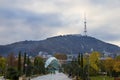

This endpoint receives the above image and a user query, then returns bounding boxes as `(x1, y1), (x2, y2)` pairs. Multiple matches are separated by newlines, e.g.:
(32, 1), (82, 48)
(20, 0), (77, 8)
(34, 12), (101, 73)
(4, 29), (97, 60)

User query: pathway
(31, 72), (72, 80)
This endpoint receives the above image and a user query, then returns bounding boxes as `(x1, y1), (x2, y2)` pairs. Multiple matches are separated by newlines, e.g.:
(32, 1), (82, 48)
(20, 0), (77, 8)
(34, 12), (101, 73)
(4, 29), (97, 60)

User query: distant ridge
(0, 34), (120, 56)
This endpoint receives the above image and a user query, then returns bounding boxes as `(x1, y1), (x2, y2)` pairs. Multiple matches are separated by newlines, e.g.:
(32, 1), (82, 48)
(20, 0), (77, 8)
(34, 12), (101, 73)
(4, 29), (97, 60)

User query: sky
(0, 0), (120, 46)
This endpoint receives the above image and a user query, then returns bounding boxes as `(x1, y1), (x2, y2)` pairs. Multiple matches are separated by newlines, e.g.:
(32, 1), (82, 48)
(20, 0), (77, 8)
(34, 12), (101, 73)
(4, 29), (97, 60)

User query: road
(31, 72), (72, 80)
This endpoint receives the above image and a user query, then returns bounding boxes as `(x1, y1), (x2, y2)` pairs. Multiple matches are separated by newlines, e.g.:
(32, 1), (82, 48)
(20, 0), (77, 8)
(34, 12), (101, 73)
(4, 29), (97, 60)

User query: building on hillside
(67, 54), (76, 62)
(38, 51), (52, 59)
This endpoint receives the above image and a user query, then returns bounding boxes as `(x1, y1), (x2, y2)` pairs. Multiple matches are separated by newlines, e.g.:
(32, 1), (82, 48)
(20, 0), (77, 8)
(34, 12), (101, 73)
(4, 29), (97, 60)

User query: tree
(80, 53), (84, 79)
(23, 52), (27, 74)
(27, 56), (31, 66)
(113, 56), (120, 73)
(78, 53), (81, 66)
(6, 67), (19, 80)
(54, 53), (67, 60)
(77, 53), (84, 78)
(115, 55), (120, 60)
(18, 51), (22, 76)
(0, 57), (6, 75)
(113, 61), (120, 72)
(103, 57), (114, 76)
(89, 51), (100, 76)
(71, 59), (79, 77)
(81, 53), (84, 68)
(7, 53), (16, 67)
(33, 56), (45, 74)
(77, 53), (81, 77)
(26, 56), (32, 76)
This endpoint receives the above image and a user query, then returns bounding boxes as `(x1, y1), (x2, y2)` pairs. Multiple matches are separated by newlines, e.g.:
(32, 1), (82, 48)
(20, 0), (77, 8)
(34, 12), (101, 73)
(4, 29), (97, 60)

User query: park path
(31, 72), (72, 80)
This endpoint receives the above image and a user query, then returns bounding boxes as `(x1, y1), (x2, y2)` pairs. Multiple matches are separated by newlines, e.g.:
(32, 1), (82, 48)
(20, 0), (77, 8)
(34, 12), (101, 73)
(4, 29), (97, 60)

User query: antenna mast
(84, 14), (87, 36)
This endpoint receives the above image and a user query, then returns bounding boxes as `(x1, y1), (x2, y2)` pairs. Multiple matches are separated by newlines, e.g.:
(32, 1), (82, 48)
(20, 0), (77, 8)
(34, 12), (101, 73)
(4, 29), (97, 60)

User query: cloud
(0, 0), (120, 46)
(0, 7), (65, 44)
(0, 8), (64, 27)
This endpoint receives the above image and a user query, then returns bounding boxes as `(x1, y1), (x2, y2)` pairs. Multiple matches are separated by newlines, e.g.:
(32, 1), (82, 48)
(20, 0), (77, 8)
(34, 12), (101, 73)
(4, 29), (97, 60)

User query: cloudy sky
(0, 0), (120, 46)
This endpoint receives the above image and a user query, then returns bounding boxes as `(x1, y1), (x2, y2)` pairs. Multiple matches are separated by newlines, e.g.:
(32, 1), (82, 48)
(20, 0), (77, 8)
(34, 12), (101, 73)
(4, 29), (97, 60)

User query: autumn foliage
(54, 53), (67, 60)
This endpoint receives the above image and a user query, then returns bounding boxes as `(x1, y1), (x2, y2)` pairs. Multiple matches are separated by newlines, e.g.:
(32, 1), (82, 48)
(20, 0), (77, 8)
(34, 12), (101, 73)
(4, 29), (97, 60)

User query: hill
(0, 35), (120, 56)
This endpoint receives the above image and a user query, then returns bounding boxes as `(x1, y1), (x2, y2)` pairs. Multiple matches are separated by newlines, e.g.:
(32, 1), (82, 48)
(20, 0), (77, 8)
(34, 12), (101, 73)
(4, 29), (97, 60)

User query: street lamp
(25, 63), (27, 76)
(85, 53), (90, 80)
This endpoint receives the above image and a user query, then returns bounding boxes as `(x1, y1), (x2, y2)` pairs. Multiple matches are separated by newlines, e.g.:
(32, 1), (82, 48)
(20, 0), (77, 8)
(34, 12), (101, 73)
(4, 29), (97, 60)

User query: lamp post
(25, 63), (27, 77)
(85, 53), (90, 80)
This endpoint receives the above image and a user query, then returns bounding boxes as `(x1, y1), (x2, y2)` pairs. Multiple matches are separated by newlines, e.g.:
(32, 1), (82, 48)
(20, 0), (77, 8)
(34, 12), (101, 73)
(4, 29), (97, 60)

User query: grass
(90, 76), (114, 80)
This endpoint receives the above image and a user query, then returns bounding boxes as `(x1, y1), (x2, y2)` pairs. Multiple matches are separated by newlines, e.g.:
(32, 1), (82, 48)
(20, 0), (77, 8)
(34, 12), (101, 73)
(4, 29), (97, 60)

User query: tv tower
(84, 14), (87, 36)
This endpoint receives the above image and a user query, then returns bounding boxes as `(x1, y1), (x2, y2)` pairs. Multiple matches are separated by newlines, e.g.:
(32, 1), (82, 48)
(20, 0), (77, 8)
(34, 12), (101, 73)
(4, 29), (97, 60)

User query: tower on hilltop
(84, 14), (87, 36)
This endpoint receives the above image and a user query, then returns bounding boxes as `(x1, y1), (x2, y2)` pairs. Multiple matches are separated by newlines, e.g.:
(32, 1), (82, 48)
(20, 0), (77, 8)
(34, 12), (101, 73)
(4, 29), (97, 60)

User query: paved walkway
(31, 72), (72, 80)
(0, 76), (5, 80)
(0, 76), (8, 80)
